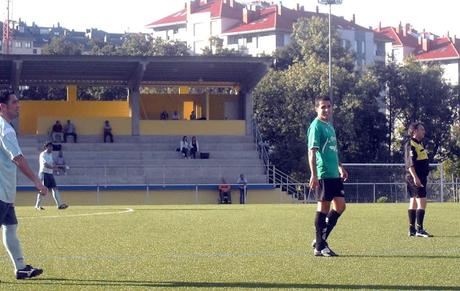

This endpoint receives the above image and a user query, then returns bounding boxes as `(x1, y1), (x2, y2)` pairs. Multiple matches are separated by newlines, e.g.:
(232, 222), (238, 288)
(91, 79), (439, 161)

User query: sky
(5, 0), (460, 38)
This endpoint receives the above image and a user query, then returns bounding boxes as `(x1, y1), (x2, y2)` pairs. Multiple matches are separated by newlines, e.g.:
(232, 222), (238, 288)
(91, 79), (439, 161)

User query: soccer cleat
(408, 228), (416, 237)
(314, 246), (338, 257)
(16, 265), (43, 280)
(35, 207), (45, 211)
(58, 203), (69, 210)
(311, 239), (328, 249)
(416, 229), (433, 237)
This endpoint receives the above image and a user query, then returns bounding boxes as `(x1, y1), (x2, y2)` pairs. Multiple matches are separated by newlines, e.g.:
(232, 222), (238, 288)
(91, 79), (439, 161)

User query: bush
(376, 196), (388, 203)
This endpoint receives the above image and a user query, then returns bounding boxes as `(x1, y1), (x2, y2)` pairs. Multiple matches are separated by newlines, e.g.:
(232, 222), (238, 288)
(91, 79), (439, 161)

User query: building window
(342, 39), (351, 49)
(24, 42), (32, 48)
(246, 36), (252, 43)
(228, 36), (238, 45)
(14, 41), (22, 48)
(375, 42), (385, 57)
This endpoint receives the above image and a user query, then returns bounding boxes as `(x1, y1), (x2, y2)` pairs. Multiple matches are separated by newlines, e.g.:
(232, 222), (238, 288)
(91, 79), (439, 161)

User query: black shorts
(316, 178), (345, 202)
(406, 175), (427, 198)
(42, 173), (57, 189)
(0, 200), (18, 225)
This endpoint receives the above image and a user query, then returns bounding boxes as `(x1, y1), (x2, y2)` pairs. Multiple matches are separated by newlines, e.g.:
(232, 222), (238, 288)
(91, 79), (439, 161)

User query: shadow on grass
(10, 279), (460, 290)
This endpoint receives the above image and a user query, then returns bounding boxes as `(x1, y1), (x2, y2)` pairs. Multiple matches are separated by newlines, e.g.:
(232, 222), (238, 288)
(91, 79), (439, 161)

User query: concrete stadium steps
(33, 135), (254, 144)
(18, 174), (268, 185)
(58, 142), (256, 151)
(17, 135), (268, 185)
(58, 151), (258, 160)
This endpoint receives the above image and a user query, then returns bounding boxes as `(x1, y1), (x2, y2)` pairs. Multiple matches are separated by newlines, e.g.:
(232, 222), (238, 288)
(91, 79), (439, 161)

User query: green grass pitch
(1, 203), (459, 290)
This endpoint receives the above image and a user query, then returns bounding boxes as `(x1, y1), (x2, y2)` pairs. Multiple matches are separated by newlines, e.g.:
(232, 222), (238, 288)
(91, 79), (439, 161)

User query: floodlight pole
(318, 0), (343, 106)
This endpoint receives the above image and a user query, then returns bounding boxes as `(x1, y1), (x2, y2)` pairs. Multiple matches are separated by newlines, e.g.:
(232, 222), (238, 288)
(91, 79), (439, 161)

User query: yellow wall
(37, 117), (132, 135)
(140, 120), (246, 135)
(140, 93), (241, 120)
(16, 188), (292, 205)
(19, 86), (244, 135)
(20, 85), (130, 135)
(209, 94), (241, 120)
(140, 94), (206, 120)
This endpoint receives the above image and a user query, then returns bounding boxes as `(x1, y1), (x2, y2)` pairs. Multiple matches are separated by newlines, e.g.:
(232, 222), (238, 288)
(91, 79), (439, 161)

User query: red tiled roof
(146, 0), (244, 28)
(224, 5), (277, 34)
(415, 37), (460, 60)
(223, 4), (369, 35)
(146, 9), (187, 27)
(376, 26), (418, 47)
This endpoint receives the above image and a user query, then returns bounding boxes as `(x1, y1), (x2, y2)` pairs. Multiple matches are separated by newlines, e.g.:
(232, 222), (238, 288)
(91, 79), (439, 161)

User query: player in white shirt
(0, 91), (47, 279)
(35, 142), (68, 210)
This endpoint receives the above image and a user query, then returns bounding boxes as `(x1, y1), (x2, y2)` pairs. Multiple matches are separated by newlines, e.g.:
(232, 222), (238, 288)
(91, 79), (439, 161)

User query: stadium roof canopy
(0, 54), (271, 92)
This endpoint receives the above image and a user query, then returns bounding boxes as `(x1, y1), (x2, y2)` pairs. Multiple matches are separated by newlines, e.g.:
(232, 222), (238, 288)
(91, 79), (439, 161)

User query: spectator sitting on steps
(180, 136), (191, 159)
(190, 136), (199, 159)
(103, 120), (114, 143)
(63, 120), (77, 143)
(218, 178), (232, 204)
(160, 110), (169, 120)
(172, 110), (179, 120)
(54, 150), (69, 176)
(51, 120), (63, 143)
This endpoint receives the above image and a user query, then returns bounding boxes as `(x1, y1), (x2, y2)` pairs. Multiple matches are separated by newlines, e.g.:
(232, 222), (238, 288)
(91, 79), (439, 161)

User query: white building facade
(147, 0), (387, 68)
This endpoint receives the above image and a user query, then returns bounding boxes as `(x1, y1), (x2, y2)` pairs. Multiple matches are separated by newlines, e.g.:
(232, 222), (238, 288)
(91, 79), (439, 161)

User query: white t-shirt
(39, 150), (54, 175)
(0, 116), (22, 203)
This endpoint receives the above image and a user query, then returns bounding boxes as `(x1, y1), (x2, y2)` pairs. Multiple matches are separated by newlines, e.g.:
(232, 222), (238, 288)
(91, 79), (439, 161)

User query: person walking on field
(307, 96), (348, 257)
(405, 122), (433, 237)
(0, 91), (48, 279)
(35, 142), (69, 211)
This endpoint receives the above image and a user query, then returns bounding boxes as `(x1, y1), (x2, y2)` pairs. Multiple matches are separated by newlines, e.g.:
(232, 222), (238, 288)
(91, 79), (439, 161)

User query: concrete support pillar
(206, 92), (210, 120)
(244, 91), (253, 136)
(129, 87), (140, 136)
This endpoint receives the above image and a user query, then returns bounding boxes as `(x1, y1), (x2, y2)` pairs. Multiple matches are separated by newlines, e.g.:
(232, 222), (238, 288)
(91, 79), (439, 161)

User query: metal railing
(252, 118), (309, 200)
(252, 118), (270, 166)
(251, 119), (459, 203)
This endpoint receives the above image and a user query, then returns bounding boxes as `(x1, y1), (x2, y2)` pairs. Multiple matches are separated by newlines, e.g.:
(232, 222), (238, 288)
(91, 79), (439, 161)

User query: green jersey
(307, 118), (339, 179)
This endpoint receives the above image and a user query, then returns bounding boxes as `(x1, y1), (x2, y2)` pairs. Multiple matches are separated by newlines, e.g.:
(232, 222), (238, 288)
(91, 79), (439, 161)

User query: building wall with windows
(148, 0), (385, 68)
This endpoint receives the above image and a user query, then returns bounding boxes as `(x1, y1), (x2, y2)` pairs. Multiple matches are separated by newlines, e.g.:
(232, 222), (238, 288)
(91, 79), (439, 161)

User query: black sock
(325, 210), (342, 240)
(315, 212), (327, 250)
(416, 209), (425, 231)
(408, 209), (416, 230)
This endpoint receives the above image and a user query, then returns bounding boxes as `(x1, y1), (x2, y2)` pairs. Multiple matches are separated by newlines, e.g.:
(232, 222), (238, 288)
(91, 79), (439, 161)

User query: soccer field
(1, 203), (459, 290)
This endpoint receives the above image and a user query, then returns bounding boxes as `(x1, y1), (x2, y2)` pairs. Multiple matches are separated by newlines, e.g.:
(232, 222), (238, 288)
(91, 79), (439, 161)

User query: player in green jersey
(307, 96), (348, 257)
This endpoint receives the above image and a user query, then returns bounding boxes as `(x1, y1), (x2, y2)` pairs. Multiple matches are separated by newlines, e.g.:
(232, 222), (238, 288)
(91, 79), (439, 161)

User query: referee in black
(405, 122), (432, 237)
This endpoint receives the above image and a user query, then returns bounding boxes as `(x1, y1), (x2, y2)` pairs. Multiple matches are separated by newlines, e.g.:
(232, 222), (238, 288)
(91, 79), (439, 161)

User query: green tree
(117, 34), (153, 56)
(202, 36), (242, 56)
(375, 59), (455, 162)
(149, 37), (190, 56)
(41, 36), (83, 55)
(253, 16), (387, 178)
(89, 39), (118, 56)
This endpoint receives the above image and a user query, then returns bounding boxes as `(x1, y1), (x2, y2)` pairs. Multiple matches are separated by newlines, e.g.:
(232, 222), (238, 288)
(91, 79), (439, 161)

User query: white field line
(19, 208), (134, 219)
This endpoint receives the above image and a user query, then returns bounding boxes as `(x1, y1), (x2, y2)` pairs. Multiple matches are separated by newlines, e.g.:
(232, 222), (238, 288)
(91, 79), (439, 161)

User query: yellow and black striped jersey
(404, 138), (429, 177)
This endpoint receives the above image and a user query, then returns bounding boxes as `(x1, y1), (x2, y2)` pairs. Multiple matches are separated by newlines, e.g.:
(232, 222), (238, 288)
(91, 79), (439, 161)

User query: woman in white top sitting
(180, 136), (191, 159)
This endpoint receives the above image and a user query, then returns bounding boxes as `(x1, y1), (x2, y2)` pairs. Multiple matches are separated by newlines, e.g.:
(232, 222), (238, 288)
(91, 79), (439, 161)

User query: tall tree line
(253, 16), (459, 179)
